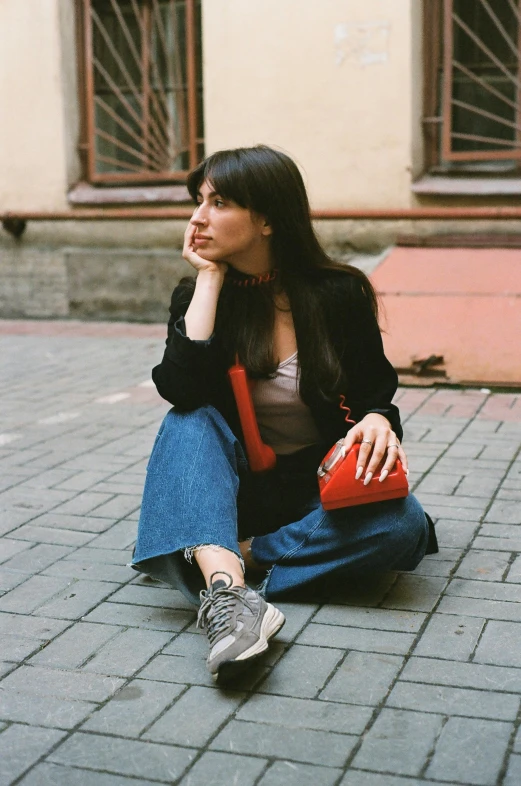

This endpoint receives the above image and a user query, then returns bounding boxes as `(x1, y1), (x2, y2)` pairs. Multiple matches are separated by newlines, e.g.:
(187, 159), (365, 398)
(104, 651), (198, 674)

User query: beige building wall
(202, 0), (420, 209)
(0, 0), (79, 212)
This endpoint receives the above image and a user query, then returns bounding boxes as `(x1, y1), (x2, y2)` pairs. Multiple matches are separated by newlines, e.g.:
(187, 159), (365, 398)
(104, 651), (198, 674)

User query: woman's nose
(190, 206), (207, 226)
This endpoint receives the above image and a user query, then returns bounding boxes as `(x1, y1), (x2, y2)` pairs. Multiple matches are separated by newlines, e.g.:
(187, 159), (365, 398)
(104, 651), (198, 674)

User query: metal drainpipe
(3, 206), (521, 238)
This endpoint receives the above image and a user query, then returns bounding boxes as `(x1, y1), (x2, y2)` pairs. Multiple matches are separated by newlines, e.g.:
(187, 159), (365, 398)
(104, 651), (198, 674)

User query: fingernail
(355, 466), (363, 480)
(379, 469), (388, 483)
(363, 472), (373, 486)
(405, 469), (409, 478)
(340, 446), (346, 458)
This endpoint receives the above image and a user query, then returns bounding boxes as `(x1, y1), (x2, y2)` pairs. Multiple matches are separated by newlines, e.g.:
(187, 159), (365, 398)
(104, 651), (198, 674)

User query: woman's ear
(261, 218), (273, 237)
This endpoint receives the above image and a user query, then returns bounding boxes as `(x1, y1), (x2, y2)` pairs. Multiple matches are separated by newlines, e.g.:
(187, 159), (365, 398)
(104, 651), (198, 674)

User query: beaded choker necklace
(227, 269), (278, 287)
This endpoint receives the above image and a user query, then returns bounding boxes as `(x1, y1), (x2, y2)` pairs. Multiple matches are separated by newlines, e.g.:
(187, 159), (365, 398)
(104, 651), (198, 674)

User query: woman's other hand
(183, 222), (228, 279)
(341, 413), (408, 484)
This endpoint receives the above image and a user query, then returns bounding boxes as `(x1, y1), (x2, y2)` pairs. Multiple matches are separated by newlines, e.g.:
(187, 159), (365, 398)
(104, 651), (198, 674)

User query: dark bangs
(186, 150), (258, 209)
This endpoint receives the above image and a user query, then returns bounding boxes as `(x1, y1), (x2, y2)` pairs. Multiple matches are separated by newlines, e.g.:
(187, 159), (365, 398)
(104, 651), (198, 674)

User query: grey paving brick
(83, 627), (172, 676)
(20, 468), (77, 489)
(2, 635), (42, 662)
(0, 688), (97, 729)
(474, 620), (521, 667)
(473, 535), (521, 552)
(210, 719), (356, 767)
(64, 546), (133, 565)
(133, 652), (212, 686)
(320, 651), (404, 705)
(1, 543), (74, 573)
(237, 693), (372, 734)
(298, 622), (415, 656)
(87, 520), (137, 551)
(33, 579), (120, 620)
(56, 471), (113, 491)
(48, 731), (195, 782)
(0, 574), (72, 614)
(413, 613), (484, 660)
(438, 595), (521, 622)
(0, 724), (66, 784)
(144, 685), (243, 747)
(312, 605), (425, 633)
(486, 500), (521, 524)
(417, 492), (488, 511)
(434, 519), (479, 548)
(109, 583), (194, 610)
(387, 680), (519, 720)
(81, 679), (185, 737)
(402, 656), (521, 692)
(51, 491), (115, 517)
(414, 474), (461, 495)
(340, 773), (435, 786)
(258, 644), (343, 698)
(29, 622), (121, 668)
(353, 708), (444, 776)
(258, 760), (341, 786)
(447, 577), (521, 602)
(42, 559), (131, 583)
(0, 486), (73, 517)
(84, 601), (194, 631)
(180, 751), (267, 786)
(456, 475), (503, 497)
(426, 717), (512, 784)
(455, 549), (511, 582)
(0, 612), (70, 640)
(0, 567), (33, 592)
(2, 665), (125, 702)
(8, 524), (97, 546)
(504, 754), (521, 786)
(29, 513), (114, 533)
(87, 494), (141, 520)
(381, 575), (448, 612)
(0, 537), (32, 564)
(18, 762), (160, 786)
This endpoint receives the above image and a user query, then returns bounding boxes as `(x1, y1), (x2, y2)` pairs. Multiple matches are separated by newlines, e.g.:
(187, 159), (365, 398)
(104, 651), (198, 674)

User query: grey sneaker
(196, 572), (285, 681)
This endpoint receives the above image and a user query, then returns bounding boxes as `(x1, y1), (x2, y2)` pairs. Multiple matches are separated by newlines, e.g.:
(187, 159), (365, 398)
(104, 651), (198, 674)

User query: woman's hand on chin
(183, 222), (228, 278)
(341, 413), (408, 484)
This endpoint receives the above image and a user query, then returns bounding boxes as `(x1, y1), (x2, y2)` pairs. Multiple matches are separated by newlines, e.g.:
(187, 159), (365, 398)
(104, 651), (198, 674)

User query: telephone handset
(227, 362), (277, 473)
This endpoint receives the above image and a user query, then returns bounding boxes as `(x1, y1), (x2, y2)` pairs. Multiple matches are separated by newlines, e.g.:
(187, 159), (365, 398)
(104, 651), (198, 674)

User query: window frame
(75, 0), (201, 186)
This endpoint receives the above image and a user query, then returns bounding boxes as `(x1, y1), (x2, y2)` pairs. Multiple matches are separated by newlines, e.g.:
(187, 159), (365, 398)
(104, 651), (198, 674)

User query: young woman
(132, 145), (437, 682)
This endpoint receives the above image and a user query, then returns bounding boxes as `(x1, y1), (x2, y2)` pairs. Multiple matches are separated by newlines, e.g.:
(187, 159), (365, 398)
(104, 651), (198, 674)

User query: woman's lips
(194, 236), (211, 244)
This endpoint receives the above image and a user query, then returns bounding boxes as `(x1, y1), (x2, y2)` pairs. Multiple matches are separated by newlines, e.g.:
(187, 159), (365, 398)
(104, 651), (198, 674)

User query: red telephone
(318, 441), (408, 509)
(227, 362), (277, 472)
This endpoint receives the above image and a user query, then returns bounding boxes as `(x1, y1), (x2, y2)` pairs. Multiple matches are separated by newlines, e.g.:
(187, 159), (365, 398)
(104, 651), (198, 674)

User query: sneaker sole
(213, 603), (285, 682)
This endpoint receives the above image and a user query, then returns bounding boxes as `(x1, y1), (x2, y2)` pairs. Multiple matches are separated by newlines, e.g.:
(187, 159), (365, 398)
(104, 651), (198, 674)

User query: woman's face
(190, 179), (272, 269)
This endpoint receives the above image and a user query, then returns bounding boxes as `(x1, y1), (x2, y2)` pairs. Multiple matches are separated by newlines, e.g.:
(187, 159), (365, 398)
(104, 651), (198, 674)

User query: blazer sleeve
(341, 277), (403, 442)
(151, 281), (225, 411)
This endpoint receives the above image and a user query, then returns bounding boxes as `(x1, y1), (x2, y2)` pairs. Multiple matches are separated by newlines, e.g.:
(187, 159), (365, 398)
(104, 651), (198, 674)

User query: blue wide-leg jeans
(132, 406), (430, 605)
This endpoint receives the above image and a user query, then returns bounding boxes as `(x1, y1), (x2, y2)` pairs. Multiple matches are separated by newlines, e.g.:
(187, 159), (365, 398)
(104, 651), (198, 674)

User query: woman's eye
(215, 199), (225, 207)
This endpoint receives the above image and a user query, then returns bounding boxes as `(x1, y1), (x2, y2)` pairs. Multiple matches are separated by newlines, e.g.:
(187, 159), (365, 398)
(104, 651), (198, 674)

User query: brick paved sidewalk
(1, 321), (521, 786)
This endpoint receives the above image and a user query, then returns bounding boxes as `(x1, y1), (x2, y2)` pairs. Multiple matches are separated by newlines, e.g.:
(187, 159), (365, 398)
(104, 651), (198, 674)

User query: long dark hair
(185, 145), (378, 400)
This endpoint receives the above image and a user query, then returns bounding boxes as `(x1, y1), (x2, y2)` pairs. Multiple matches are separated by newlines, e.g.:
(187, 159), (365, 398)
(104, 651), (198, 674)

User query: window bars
(441, 0), (521, 162)
(78, 0), (203, 183)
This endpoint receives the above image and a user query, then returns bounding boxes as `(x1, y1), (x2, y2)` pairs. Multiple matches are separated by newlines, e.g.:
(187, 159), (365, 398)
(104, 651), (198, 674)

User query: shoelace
(196, 585), (257, 646)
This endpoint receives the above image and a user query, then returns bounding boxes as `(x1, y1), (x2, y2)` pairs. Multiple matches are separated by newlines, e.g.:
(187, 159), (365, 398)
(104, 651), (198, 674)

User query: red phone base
(318, 442), (408, 510)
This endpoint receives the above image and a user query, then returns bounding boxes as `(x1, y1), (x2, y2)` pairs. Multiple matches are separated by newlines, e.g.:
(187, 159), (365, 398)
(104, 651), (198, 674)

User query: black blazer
(152, 270), (403, 450)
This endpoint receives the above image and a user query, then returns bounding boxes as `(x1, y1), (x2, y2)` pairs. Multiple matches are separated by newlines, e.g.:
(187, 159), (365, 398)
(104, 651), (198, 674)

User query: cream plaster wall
(202, 0), (419, 209)
(0, 0), (77, 211)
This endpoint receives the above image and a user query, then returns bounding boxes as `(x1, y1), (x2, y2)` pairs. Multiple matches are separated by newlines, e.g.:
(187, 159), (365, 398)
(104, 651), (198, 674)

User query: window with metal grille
(424, 0), (521, 172)
(77, 0), (203, 184)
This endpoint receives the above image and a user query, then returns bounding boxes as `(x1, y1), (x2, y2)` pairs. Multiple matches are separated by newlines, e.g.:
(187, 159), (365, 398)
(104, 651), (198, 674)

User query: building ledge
(412, 175), (521, 196)
(68, 182), (191, 205)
